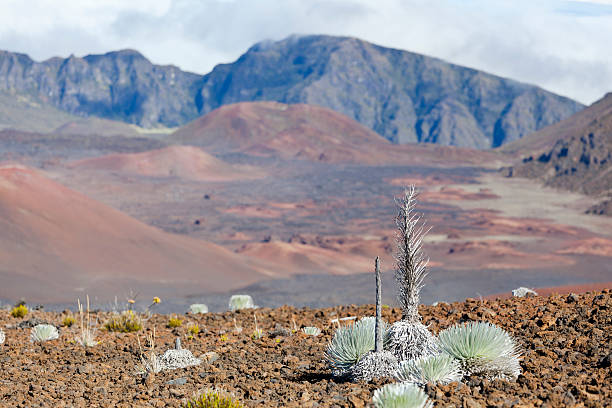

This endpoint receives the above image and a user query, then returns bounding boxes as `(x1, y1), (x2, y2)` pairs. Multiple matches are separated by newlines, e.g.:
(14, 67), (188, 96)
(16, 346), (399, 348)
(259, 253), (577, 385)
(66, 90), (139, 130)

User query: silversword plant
(30, 324), (59, 343)
(190, 304), (209, 314)
(395, 353), (463, 386)
(372, 382), (433, 408)
(229, 295), (255, 311)
(301, 326), (321, 336)
(388, 186), (439, 362)
(0, 328), (5, 345)
(438, 321), (521, 380)
(512, 287), (538, 297)
(325, 316), (390, 376)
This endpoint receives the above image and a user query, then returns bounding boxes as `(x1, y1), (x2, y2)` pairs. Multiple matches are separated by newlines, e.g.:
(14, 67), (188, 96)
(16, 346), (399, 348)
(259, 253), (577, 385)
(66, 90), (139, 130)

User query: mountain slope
(0, 49), (201, 128)
(172, 101), (393, 163)
(0, 164), (276, 302)
(196, 35), (583, 148)
(171, 101), (500, 166)
(0, 89), (78, 133)
(502, 93), (612, 211)
(500, 92), (612, 156)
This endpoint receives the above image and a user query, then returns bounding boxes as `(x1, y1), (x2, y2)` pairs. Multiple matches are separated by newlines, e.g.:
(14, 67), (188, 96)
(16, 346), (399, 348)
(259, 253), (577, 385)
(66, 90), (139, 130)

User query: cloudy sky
(1, 0), (610, 105)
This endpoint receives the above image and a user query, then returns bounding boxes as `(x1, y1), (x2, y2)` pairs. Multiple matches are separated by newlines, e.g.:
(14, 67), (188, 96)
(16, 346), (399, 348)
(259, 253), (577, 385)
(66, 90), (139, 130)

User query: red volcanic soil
(533, 282), (612, 296)
(171, 102), (501, 166)
(0, 164), (277, 303)
(236, 233), (403, 277)
(236, 240), (378, 277)
(557, 237), (612, 257)
(69, 145), (264, 181)
(430, 239), (574, 270)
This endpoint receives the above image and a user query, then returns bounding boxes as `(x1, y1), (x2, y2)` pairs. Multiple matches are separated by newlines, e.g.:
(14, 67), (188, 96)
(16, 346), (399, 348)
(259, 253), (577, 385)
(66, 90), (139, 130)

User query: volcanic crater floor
(0, 290), (610, 407)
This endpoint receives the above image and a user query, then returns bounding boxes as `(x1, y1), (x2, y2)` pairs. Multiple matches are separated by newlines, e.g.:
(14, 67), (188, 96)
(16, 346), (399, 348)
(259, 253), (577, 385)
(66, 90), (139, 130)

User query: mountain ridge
(0, 35), (584, 148)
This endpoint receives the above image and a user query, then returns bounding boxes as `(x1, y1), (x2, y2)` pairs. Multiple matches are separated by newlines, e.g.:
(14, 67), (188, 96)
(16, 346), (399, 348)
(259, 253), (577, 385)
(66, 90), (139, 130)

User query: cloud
(0, 0), (610, 104)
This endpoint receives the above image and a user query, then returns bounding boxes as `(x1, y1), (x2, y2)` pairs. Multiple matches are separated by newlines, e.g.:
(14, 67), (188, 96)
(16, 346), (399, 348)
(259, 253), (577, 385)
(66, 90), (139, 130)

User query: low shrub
(188, 324), (200, 336)
(62, 315), (76, 327)
(104, 310), (143, 333)
(167, 316), (183, 328)
(182, 389), (243, 408)
(11, 304), (28, 318)
(372, 382), (433, 408)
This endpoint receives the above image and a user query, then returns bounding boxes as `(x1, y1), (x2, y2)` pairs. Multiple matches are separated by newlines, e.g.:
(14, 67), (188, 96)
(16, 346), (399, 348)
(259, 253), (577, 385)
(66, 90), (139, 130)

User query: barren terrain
(0, 101), (610, 310)
(0, 290), (609, 407)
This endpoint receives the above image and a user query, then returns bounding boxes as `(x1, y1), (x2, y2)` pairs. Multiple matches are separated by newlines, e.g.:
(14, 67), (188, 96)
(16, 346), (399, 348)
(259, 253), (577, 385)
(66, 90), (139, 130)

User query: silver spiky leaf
(394, 185), (430, 323)
(438, 321), (522, 380)
(387, 320), (439, 362)
(372, 382), (433, 408)
(395, 353), (463, 386)
(350, 350), (399, 382)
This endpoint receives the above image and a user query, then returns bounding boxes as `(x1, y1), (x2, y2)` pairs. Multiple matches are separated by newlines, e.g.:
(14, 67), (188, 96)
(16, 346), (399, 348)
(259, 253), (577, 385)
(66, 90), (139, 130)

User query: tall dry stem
(77, 295), (97, 347)
(374, 256), (383, 352)
(394, 185), (430, 322)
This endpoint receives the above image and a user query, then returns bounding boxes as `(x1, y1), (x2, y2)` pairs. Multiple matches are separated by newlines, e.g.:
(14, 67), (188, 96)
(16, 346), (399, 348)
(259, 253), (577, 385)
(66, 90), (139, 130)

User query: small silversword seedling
(190, 304), (209, 314)
(372, 382), (433, 408)
(30, 324), (59, 343)
(301, 326), (321, 336)
(0, 328), (5, 345)
(395, 353), (463, 386)
(325, 316), (390, 376)
(229, 295), (255, 311)
(438, 321), (521, 380)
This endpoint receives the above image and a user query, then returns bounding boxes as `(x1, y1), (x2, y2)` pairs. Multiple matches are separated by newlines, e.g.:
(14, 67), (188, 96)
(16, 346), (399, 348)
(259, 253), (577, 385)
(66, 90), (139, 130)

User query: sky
(0, 0), (610, 105)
